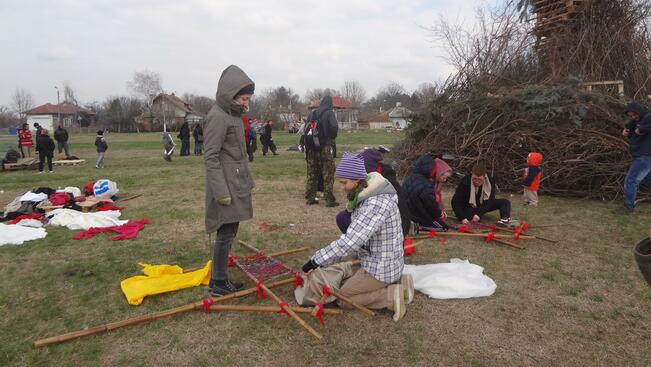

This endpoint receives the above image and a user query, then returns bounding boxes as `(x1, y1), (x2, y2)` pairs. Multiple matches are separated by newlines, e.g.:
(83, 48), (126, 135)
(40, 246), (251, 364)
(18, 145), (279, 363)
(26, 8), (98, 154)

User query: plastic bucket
(633, 237), (651, 287)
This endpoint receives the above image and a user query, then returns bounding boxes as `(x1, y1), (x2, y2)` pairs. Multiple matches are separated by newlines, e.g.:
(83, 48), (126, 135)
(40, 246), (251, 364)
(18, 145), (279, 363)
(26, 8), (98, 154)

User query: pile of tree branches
(397, 82), (645, 199)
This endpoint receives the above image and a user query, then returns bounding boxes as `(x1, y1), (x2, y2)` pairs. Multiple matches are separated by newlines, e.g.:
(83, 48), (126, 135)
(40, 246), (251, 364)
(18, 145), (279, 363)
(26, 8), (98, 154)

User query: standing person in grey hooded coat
(204, 65), (256, 296)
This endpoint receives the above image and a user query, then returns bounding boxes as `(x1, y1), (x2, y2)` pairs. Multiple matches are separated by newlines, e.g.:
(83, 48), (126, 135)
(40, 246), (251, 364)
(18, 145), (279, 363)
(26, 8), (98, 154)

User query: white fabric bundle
(56, 186), (82, 197)
(19, 192), (48, 203)
(15, 219), (43, 228)
(0, 223), (47, 245)
(402, 259), (497, 299)
(46, 209), (127, 230)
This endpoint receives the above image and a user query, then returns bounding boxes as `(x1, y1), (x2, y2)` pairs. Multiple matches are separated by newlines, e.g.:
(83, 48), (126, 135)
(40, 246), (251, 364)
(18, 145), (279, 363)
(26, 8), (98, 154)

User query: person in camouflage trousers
(303, 95), (339, 207)
(305, 145), (337, 205)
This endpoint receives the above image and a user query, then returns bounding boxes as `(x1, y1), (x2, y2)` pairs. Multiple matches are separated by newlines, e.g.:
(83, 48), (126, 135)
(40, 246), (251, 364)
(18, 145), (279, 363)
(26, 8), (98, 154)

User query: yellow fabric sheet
(120, 261), (211, 305)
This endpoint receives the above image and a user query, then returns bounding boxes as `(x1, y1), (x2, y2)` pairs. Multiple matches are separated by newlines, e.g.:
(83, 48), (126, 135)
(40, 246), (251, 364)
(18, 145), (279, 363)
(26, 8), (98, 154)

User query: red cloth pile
(96, 204), (126, 211)
(82, 182), (96, 196)
(8, 213), (44, 224)
(48, 192), (72, 206)
(73, 219), (150, 241)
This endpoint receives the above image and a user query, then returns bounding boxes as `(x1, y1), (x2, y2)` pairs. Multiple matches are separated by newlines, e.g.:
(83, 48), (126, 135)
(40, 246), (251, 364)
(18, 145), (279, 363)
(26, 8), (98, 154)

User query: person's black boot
(209, 280), (244, 296)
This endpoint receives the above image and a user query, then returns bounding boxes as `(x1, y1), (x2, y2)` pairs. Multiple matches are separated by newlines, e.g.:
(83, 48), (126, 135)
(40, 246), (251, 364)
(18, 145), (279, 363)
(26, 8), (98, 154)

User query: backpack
(304, 112), (322, 151)
(5, 149), (19, 163)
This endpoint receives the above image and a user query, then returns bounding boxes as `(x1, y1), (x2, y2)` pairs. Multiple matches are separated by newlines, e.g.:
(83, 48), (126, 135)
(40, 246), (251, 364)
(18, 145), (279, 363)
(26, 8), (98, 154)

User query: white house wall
(26, 115), (54, 132)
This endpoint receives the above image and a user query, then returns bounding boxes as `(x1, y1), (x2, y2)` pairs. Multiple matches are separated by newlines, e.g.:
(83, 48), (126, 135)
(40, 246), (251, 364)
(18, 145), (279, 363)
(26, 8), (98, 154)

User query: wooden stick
(491, 238), (526, 250)
(236, 240), (322, 339)
(183, 247), (308, 273)
(206, 304), (342, 314)
(414, 232), (536, 240)
(119, 193), (143, 202)
(34, 277), (296, 347)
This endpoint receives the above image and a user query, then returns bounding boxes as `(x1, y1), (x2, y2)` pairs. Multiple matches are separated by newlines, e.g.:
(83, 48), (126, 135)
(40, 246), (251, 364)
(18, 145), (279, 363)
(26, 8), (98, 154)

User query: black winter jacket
(403, 154), (442, 226)
(36, 135), (55, 157)
(53, 128), (69, 143)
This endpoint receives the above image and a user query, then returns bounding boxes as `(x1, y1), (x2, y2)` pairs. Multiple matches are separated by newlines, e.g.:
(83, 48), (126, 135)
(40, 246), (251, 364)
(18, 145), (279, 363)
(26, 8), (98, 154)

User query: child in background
(95, 130), (108, 168)
(522, 152), (543, 206)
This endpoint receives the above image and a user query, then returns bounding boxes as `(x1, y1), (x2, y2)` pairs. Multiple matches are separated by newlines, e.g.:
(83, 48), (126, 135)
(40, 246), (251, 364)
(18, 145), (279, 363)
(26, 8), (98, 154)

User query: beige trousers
(523, 189), (538, 206)
(337, 268), (393, 309)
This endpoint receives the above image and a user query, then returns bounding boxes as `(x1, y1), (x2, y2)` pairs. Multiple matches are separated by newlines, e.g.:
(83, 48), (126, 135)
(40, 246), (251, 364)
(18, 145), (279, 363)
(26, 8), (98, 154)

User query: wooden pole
(328, 288), (376, 316)
(34, 277), (296, 347)
(120, 193), (143, 202)
(414, 232), (536, 240)
(205, 304), (342, 314)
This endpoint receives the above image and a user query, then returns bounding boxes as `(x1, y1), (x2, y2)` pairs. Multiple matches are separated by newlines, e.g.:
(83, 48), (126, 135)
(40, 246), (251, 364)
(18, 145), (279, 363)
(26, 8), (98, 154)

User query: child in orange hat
(522, 152), (543, 206)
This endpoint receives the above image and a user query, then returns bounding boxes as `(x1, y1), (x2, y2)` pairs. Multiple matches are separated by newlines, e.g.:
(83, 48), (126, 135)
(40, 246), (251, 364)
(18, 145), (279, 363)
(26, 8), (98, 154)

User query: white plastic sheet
(402, 259), (497, 299)
(0, 223), (47, 246)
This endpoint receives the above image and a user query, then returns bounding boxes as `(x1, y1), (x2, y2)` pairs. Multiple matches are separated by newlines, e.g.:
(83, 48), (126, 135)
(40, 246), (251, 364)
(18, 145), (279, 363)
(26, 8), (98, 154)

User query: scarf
(346, 184), (365, 212)
(468, 175), (491, 208)
(432, 159), (451, 210)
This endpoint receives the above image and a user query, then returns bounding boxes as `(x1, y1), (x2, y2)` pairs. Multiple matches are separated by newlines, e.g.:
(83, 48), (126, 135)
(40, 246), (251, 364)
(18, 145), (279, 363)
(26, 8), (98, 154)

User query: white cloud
(0, 0), (497, 106)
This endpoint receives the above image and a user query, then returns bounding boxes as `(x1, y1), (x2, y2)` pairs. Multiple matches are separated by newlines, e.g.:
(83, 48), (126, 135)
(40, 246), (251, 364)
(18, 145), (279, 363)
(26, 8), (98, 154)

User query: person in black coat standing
(178, 121), (191, 156)
(451, 163), (512, 225)
(36, 128), (55, 173)
(260, 120), (278, 156)
(53, 124), (70, 158)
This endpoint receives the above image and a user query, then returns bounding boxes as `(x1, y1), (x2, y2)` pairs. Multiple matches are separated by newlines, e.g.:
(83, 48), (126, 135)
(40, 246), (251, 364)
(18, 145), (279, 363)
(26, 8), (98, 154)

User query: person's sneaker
(209, 280), (244, 296)
(325, 201), (340, 208)
(390, 284), (406, 322)
(49, 171), (54, 173)
(38, 171), (44, 174)
(401, 274), (414, 304)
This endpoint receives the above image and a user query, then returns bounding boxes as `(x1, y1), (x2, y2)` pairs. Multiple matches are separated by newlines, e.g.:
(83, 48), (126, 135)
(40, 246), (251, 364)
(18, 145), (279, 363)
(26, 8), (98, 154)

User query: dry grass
(0, 131), (650, 366)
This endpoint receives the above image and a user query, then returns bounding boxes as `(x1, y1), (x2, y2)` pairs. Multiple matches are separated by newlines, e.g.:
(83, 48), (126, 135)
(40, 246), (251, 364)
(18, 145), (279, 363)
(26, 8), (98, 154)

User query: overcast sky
(0, 0), (497, 107)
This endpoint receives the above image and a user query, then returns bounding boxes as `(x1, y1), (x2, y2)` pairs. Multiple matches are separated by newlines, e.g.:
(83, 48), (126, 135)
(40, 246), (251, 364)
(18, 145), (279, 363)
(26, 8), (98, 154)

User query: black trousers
(454, 198), (511, 221)
(39, 152), (53, 172)
(211, 222), (239, 281)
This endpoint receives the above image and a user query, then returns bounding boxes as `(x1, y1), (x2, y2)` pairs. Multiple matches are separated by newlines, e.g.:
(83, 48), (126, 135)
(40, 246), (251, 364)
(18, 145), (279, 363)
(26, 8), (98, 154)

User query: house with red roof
(25, 102), (96, 132)
(138, 93), (205, 131)
(307, 96), (358, 129)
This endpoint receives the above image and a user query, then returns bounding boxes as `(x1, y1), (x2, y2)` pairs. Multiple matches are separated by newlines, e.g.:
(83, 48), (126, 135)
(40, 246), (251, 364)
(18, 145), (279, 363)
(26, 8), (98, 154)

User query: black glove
(302, 259), (319, 273)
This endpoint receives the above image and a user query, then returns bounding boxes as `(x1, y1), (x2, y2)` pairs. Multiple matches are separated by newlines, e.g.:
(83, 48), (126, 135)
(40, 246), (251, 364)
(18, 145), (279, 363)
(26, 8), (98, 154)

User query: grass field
(0, 130), (650, 366)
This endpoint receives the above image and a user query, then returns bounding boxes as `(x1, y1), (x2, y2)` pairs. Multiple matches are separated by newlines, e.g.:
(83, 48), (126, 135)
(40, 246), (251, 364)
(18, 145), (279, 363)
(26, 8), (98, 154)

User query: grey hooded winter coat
(204, 65), (255, 233)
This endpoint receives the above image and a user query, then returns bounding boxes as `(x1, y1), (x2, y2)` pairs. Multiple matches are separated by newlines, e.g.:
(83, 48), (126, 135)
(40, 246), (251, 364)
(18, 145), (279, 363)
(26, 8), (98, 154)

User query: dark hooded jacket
(204, 65), (256, 233)
(53, 127), (69, 143)
(623, 102), (651, 158)
(402, 154), (442, 226)
(36, 133), (55, 157)
(306, 95), (338, 149)
(178, 122), (190, 140)
(451, 174), (498, 221)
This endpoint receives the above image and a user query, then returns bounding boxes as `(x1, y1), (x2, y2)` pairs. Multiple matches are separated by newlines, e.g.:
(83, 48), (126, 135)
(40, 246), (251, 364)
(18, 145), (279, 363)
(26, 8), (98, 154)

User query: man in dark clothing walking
(622, 102), (651, 212)
(178, 122), (191, 156)
(36, 128), (55, 173)
(53, 124), (70, 159)
(193, 124), (204, 155)
(451, 164), (512, 225)
(304, 95), (339, 207)
(260, 120), (278, 156)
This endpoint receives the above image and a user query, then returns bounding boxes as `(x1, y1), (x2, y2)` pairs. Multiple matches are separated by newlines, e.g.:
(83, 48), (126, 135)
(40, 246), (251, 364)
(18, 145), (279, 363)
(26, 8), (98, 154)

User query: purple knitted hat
(335, 152), (368, 180)
(358, 148), (384, 173)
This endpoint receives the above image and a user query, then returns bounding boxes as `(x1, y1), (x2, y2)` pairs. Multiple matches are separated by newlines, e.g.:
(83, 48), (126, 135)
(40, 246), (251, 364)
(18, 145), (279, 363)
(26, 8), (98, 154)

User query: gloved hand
(302, 259), (319, 273)
(218, 196), (232, 206)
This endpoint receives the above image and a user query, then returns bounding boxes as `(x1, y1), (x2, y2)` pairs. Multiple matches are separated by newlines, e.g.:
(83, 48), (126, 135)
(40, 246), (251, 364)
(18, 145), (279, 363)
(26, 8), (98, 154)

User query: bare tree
(410, 82), (439, 109)
(101, 96), (143, 132)
(11, 88), (35, 121)
(0, 105), (18, 128)
(127, 70), (163, 111)
(304, 88), (338, 104)
(62, 82), (78, 104)
(340, 80), (367, 107)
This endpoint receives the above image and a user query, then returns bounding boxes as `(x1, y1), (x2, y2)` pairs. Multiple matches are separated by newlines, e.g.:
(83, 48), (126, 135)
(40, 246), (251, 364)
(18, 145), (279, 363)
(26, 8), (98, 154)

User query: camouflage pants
(305, 145), (337, 204)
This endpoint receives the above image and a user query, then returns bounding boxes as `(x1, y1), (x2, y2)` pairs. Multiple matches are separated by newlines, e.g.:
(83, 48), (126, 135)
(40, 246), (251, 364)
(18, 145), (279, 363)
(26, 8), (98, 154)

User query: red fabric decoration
(227, 256), (235, 268)
(314, 303), (325, 325)
(256, 281), (268, 300)
(96, 204), (126, 211)
(520, 222), (529, 231)
(490, 225), (497, 231)
(293, 273), (304, 289)
(375, 163), (383, 174)
(458, 225), (469, 233)
(202, 297), (215, 313)
(484, 233), (496, 243)
(513, 232), (521, 240)
(322, 285), (331, 298)
(8, 213), (44, 225)
(428, 230), (437, 238)
(82, 182), (96, 196)
(403, 238), (415, 255)
(73, 219), (150, 241)
(48, 192), (72, 206)
(278, 301), (290, 316)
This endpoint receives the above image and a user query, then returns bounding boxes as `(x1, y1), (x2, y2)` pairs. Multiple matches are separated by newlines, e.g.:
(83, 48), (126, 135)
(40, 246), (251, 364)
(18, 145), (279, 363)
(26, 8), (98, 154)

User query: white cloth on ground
(19, 192), (48, 203)
(15, 219), (43, 228)
(402, 259), (496, 299)
(56, 187), (82, 197)
(46, 209), (127, 230)
(0, 223), (47, 245)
